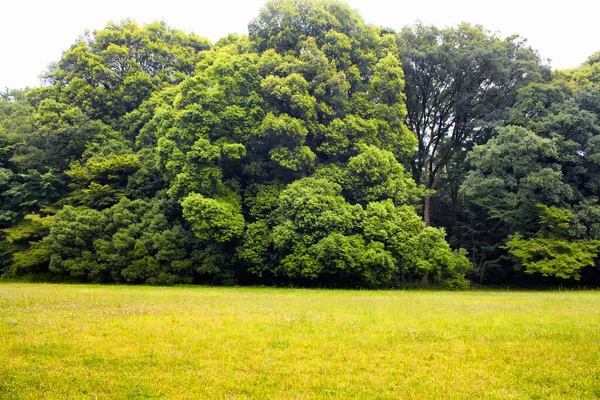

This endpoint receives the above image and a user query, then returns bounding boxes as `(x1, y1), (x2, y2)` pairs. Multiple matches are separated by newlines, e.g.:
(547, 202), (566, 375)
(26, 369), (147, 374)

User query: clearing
(1, 283), (599, 399)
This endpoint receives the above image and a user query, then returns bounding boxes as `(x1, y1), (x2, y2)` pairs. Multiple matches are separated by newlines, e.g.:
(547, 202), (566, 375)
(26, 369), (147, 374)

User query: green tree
(1, 3), (475, 288)
(461, 126), (573, 282)
(269, 177), (395, 286)
(343, 145), (424, 206)
(181, 193), (245, 243)
(462, 55), (600, 283)
(505, 205), (600, 280)
(32, 20), (211, 127)
(398, 23), (550, 226)
(12, 198), (203, 284)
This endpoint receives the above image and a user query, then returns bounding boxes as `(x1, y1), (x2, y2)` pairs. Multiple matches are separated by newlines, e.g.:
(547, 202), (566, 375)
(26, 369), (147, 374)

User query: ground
(1, 283), (599, 399)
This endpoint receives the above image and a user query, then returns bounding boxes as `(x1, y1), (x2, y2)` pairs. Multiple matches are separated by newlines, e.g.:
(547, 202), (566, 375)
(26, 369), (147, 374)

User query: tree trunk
(479, 262), (486, 285)
(423, 167), (439, 227)
(479, 255), (509, 284)
(423, 195), (431, 226)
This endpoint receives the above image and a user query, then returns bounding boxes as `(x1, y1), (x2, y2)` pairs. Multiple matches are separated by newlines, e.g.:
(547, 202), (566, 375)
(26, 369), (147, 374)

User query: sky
(1, 0), (598, 90)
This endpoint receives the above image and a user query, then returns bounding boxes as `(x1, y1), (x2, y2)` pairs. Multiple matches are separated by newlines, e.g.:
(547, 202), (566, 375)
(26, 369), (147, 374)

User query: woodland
(1, 0), (600, 288)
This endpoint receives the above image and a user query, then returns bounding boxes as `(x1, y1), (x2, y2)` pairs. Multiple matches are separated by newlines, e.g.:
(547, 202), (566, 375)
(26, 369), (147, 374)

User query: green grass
(1, 284), (599, 399)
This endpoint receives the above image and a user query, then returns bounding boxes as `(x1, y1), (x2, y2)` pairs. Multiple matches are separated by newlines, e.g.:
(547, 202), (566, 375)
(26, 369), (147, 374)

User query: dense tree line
(1, 0), (599, 287)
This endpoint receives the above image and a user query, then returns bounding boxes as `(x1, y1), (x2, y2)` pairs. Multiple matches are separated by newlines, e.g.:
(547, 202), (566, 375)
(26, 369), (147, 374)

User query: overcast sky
(1, 0), (597, 90)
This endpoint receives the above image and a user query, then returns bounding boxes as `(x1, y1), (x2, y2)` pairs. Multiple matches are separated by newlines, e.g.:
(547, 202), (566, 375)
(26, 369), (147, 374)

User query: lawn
(0, 284), (599, 399)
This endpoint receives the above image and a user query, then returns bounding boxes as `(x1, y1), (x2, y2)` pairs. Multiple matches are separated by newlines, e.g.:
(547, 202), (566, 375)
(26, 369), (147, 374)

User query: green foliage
(463, 126), (572, 229)
(3, 198), (204, 283)
(506, 234), (600, 280)
(33, 20), (211, 127)
(249, 0), (368, 56)
(458, 53), (600, 283)
(237, 221), (272, 275)
(398, 23), (550, 225)
(1, 2), (489, 288)
(1, 170), (65, 224)
(0, 89), (33, 170)
(362, 200), (423, 279)
(269, 177), (374, 283)
(4, 213), (54, 245)
(306, 234), (396, 286)
(0, 236), (13, 275)
(502, 202), (600, 280)
(536, 204), (573, 234)
(181, 193), (245, 243)
(344, 146), (424, 206)
(402, 227), (472, 285)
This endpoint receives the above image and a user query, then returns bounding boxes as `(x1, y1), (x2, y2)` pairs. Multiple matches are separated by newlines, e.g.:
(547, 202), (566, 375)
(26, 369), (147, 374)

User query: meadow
(0, 284), (599, 399)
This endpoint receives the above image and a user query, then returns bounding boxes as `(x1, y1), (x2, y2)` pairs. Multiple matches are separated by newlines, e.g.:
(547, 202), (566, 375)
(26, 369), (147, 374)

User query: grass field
(1, 284), (599, 399)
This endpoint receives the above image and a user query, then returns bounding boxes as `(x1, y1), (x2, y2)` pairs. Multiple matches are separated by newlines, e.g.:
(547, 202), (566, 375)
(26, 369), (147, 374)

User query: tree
(461, 62), (600, 283)
(1, 4), (475, 288)
(461, 125), (574, 282)
(181, 193), (245, 243)
(397, 23), (550, 225)
(505, 205), (600, 280)
(268, 177), (398, 286)
(343, 145), (424, 206)
(32, 20), (211, 127)
(10, 198), (203, 284)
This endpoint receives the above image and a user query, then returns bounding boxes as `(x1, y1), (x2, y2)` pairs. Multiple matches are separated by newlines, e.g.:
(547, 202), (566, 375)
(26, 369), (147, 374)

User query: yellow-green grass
(1, 284), (599, 399)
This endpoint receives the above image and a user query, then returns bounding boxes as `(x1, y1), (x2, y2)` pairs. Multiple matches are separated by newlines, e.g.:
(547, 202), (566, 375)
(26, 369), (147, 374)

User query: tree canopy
(2, 0), (600, 288)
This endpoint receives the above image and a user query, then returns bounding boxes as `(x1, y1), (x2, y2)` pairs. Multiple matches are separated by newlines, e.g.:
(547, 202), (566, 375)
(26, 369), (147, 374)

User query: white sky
(1, 0), (598, 90)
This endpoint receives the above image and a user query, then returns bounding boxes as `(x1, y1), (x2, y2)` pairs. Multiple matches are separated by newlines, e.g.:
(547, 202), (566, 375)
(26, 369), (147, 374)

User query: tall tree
(461, 53), (600, 283)
(397, 23), (550, 225)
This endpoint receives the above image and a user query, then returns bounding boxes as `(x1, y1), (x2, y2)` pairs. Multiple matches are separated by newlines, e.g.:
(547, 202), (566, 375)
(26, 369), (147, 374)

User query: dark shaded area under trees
(2, 0), (600, 288)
